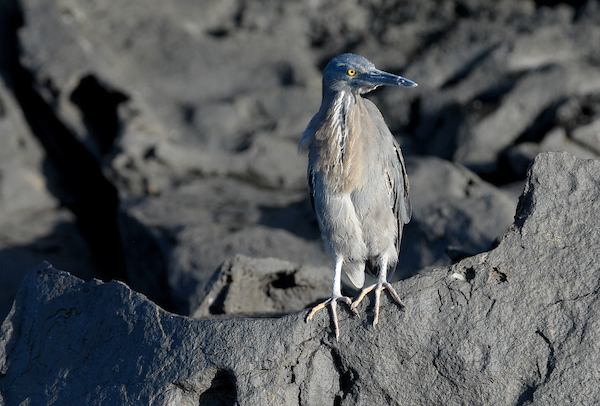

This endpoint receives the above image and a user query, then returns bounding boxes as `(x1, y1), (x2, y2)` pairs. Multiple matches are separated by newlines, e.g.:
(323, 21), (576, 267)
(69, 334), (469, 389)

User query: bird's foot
(306, 295), (357, 341)
(351, 281), (405, 326)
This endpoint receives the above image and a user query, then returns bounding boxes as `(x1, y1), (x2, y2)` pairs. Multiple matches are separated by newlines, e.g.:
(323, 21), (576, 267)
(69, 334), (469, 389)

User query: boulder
(2, 152), (600, 405)
(6, 0), (600, 364)
(406, 1), (600, 176)
(398, 156), (516, 277)
(192, 254), (332, 319)
(118, 177), (330, 315)
(505, 126), (599, 178)
(17, 0), (319, 189)
(0, 71), (100, 323)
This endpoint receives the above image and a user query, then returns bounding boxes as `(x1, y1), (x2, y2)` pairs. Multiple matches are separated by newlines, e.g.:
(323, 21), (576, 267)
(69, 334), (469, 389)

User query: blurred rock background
(1, 0), (599, 321)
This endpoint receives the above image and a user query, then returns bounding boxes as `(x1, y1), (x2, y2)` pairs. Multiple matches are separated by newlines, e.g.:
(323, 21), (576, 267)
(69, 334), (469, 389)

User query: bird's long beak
(367, 69), (418, 87)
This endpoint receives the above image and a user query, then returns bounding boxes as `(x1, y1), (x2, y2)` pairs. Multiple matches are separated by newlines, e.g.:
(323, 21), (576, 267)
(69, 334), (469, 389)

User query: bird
(299, 53), (417, 340)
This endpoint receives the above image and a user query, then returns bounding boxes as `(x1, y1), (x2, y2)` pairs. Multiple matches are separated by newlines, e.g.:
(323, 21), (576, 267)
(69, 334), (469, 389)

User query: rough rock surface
(192, 254), (333, 319)
(3, 0), (600, 327)
(2, 152), (600, 405)
(401, 156), (515, 276)
(0, 60), (101, 321)
(118, 177), (330, 315)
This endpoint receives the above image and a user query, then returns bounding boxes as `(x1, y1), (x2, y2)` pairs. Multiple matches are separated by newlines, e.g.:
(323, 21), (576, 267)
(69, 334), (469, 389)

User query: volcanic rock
(1, 152), (599, 405)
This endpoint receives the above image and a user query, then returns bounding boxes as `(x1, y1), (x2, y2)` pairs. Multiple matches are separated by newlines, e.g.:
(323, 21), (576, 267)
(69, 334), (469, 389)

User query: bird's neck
(323, 90), (354, 170)
(313, 90), (368, 188)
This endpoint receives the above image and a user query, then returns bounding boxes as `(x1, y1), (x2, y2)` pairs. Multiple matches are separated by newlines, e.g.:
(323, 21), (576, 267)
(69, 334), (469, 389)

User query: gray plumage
(300, 54), (417, 340)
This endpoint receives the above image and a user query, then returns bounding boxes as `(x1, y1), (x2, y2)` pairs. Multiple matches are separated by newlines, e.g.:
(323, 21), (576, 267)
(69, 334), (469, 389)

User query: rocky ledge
(1, 152), (599, 405)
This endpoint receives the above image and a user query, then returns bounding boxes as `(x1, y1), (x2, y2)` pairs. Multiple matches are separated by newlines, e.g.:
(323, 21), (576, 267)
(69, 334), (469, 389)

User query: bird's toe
(306, 295), (355, 341)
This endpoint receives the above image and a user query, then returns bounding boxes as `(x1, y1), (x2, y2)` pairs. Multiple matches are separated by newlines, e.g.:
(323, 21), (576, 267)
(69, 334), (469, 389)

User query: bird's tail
(344, 260), (365, 289)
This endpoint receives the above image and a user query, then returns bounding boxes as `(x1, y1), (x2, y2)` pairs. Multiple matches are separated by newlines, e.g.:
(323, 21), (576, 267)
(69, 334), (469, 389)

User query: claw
(306, 295), (357, 341)
(351, 281), (404, 326)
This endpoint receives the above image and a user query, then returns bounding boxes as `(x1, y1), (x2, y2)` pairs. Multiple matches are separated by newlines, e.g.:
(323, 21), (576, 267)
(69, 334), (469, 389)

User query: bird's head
(322, 53), (417, 95)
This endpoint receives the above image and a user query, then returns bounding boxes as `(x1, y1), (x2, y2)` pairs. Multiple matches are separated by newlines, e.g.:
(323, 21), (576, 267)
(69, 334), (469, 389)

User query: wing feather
(308, 164), (316, 213)
(362, 98), (411, 259)
(387, 138), (411, 254)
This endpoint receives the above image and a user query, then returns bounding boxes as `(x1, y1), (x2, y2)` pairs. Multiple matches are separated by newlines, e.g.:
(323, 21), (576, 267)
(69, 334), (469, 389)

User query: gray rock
(2, 152), (600, 405)
(13, 0), (327, 310)
(454, 64), (600, 174)
(9, 0), (600, 362)
(192, 254), (332, 319)
(0, 80), (55, 218)
(506, 127), (600, 178)
(20, 0), (600, 199)
(406, 2), (600, 174)
(0, 73), (100, 322)
(119, 177), (330, 315)
(398, 156), (516, 277)
(571, 117), (600, 154)
(17, 0), (320, 192)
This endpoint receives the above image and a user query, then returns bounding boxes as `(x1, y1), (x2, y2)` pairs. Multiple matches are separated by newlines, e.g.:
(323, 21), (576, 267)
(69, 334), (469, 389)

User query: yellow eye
(347, 69), (356, 76)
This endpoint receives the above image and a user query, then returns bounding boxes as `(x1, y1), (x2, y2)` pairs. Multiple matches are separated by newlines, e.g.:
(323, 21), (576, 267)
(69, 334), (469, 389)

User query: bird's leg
(306, 256), (357, 341)
(351, 256), (405, 326)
